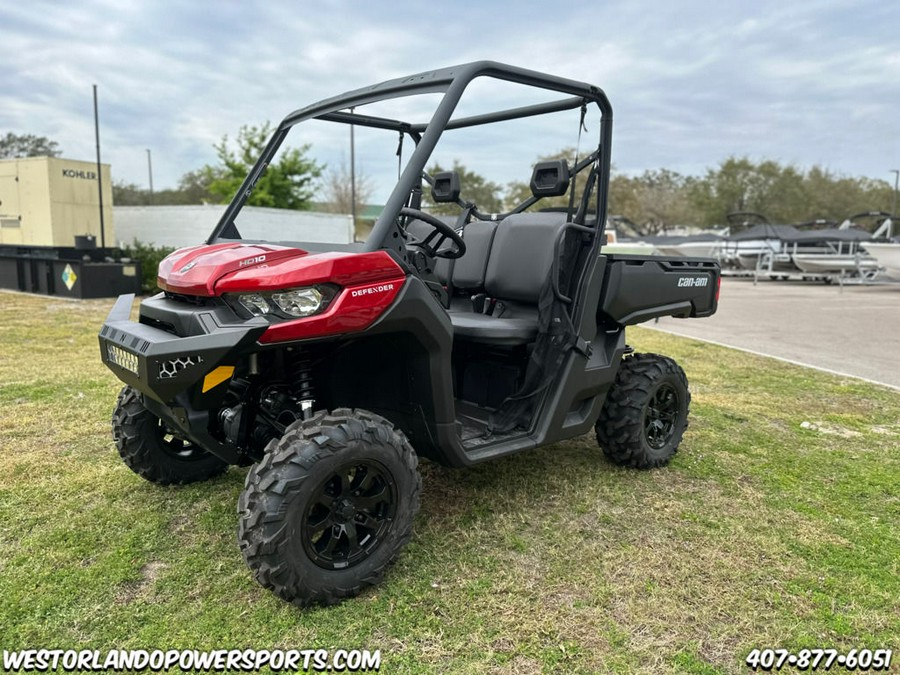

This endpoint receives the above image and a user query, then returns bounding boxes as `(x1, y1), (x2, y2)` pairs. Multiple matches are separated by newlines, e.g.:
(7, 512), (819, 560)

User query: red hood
(158, 243), (307, 296)
(157, 243), (407, 297)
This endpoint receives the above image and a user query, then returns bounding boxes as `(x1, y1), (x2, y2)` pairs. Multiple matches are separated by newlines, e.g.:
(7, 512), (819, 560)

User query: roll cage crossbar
(208, 61), (613, 258)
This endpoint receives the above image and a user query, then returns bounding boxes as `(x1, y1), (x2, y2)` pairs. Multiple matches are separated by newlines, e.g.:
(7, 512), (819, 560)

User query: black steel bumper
(99, 294), (268, 464)
(99, 294), (267, 405)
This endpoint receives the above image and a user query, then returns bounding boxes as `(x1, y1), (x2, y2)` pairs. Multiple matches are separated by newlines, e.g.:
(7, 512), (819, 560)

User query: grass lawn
(0, 291), (897, 674)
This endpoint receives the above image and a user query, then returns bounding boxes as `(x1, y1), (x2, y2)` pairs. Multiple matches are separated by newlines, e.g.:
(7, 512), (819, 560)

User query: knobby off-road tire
(111, 386), (228, 485)
(595, 353), (691, 469)
(238, 408), (421, 607)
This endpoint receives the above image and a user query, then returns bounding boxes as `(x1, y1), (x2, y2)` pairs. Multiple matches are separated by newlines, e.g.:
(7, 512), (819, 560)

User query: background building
(0, 156), (113, 249)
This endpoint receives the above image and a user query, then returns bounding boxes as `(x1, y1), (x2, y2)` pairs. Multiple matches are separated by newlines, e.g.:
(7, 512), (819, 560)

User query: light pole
(890, 169), (899, 217)
(93, 84), (105, 250)
(146, 149), (154, 202)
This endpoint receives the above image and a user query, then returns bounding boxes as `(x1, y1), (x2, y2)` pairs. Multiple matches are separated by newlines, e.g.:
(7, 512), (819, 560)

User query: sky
(2, 0), (899, 203)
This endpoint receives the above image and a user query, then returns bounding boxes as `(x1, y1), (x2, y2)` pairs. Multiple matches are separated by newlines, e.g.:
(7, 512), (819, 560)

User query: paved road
(650, 277), (900, 390)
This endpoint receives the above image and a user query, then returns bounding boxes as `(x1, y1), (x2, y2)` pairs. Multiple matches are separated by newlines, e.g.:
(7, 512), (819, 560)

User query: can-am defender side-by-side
(99, 62), (720, 606)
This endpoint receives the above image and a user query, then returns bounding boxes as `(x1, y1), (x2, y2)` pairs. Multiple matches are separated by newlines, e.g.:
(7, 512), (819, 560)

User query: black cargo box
(598, 254), (720, 326)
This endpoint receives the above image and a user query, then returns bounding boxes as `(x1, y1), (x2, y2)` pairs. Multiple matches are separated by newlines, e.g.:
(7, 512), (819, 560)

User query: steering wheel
(399, 207), (466, 259)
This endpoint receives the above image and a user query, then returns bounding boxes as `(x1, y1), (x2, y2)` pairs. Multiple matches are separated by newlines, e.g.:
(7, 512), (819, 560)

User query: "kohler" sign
(61, 168), (98, 180)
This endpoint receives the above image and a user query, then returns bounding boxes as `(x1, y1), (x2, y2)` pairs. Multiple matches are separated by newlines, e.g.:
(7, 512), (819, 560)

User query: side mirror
(530, 160), (570, 198)
(431, 171), (461, 203)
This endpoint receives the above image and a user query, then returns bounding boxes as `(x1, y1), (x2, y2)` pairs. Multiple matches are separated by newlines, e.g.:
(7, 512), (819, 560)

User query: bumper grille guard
(158, 355), (203, 379)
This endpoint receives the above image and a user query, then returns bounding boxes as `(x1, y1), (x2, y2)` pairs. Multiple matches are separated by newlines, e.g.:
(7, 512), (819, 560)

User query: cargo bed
(599, 254), (720, 326)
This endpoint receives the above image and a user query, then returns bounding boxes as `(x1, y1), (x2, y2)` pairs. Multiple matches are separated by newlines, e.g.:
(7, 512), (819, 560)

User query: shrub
(118, 240), (176, 295)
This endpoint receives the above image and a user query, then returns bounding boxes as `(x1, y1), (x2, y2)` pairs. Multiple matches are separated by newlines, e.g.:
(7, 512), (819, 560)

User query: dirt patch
(115, 561), (167, 604)
(489, 654), (541, 675)
(799, 421), (862, 438)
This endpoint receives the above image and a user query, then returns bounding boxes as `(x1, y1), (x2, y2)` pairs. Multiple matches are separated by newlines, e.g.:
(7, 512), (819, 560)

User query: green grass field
(0, 292), (897, 674)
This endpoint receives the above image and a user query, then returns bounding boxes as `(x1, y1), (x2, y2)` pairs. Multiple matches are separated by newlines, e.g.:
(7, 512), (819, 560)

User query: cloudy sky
(2, 0), (899, 201)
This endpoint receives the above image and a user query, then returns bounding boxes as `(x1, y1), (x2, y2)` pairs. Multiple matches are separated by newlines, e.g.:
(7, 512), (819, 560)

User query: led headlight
(230, 285), (336, 320)
(238, 293), (271, 316)
(271, 288), (323, 317)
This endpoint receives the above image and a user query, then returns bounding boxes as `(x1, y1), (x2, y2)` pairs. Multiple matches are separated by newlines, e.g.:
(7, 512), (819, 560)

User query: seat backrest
(484, 212), (568, 303)
(451, 220), (498, 292)
(406, 217), (499, 289)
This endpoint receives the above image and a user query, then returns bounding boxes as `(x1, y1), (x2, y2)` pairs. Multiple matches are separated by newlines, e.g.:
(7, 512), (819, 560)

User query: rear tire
(238, 408), (420, 607)
(112, 386), (228, 485)
(594, 353), (690, 469)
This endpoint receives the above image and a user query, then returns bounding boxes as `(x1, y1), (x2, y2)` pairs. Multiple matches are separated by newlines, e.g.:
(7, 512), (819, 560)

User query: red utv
(99, 62), (719, 606)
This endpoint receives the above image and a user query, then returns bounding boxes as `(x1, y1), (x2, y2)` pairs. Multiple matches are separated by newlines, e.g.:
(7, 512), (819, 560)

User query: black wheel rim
(302, 460), (397, 570)
(644, 383), (680, 450)
(155, 420), (208, 461)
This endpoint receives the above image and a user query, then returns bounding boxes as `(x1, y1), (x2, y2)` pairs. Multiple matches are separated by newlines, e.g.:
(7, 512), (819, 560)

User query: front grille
(164, 292), (214, 306)
(142, 316), (178, 335)
(107, 344), (140, 376)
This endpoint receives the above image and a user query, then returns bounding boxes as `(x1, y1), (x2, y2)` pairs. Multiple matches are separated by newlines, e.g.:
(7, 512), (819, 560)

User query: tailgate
(599, 254), (720, 326)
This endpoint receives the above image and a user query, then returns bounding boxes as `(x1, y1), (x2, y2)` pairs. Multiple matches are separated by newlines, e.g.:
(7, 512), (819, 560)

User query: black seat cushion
(449, 312), (538, 345)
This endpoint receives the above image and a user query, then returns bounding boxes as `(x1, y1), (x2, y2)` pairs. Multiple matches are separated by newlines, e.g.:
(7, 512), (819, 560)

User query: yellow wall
(0, 157), (114, 248)
(15, 159), (53, 246)
(0, 163), (22, 243)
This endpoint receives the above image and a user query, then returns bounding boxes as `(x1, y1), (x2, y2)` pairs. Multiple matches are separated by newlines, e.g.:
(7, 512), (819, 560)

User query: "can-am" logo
(677, 276), (709, 288)
(238, 254), (266, 267)
(351, 283), (395, 298)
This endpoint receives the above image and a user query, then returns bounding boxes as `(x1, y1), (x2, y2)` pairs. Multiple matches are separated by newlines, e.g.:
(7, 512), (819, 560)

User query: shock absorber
(288, 352), (316, 420)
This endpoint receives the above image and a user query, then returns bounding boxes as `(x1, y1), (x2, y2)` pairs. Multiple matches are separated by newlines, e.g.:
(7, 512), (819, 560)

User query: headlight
(271, 288), (323, 317)
(231, 285), (336, 320)
(238, 293), (271, 316)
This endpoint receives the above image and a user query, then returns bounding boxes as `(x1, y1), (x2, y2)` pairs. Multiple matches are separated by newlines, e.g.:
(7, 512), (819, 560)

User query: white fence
(114, 205), (354, 249)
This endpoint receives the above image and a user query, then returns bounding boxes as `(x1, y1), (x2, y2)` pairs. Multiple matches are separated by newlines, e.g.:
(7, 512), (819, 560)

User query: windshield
(209, 62), (612, 253)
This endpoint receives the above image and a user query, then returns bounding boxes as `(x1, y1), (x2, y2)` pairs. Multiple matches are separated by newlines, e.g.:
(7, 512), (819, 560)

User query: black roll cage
(207, 60), (613, 260)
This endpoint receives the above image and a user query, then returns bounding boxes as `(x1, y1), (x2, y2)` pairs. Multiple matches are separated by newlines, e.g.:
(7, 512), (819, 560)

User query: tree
(321, 158), (374, 222)
(801, 167), (892, 224)
(687, 156), (812, 225)
(685, 157), (891, 226)
(423, 161), (504, 215)
(0, 132), (61, 159)
(608, 170), (641, 222)
(631, 169), (701, 233)
(507, 152), (895, 229)
(201, 122), (323, 209)
(112, 171), (216, 206)
(688, 156), (763, 225)
(175, 169), (216, 204)
(112, 180), (151, 206)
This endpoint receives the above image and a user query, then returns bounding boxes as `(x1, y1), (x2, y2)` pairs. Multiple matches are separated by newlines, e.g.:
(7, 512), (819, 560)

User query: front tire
(112, 386), (228, 485)
(594, 353), (690, 469)
(238, 408), (420, 607)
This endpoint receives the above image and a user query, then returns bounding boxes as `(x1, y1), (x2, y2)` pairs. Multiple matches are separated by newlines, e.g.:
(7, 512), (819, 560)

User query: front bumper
(99, 294), (267, 406)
